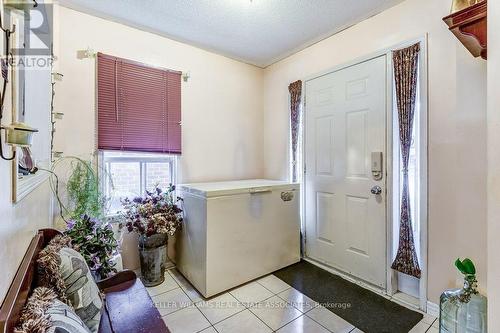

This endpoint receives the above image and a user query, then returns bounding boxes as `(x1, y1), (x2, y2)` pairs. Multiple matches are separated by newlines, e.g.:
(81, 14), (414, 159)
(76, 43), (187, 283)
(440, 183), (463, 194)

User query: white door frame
(299, 35), (428, 311)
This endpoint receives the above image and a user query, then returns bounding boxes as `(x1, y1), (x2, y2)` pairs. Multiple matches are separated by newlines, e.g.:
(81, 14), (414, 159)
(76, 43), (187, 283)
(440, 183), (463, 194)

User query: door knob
(371, 186), (382, 195)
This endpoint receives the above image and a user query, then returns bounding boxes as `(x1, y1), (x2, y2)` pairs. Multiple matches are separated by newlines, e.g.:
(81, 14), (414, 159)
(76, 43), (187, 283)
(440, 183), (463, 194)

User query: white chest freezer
(176, 179), (300, 297)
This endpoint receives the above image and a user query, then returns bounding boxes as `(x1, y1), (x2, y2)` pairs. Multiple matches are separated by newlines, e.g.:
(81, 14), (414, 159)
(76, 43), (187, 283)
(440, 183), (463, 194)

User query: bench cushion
(100, 278), (169, 333)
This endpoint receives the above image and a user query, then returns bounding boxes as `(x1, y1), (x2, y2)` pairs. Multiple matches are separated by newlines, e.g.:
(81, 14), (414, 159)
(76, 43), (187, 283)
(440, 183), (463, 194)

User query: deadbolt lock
(371, 152), (383, 181)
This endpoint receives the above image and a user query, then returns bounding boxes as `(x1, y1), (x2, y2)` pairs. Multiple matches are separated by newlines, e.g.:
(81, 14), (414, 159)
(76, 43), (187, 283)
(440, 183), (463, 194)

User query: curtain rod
(79, 47), (190, 81)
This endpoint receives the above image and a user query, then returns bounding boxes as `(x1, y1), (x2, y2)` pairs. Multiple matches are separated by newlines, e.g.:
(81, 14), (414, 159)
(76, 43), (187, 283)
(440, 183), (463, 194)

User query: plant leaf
(455, 258), (476, 275)
(455, 258), (467, 274)
(461, 258), (476, 275)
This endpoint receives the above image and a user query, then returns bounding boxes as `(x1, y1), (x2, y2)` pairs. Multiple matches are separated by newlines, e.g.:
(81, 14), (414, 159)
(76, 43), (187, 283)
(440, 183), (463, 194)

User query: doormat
(273, 260), (423, 333)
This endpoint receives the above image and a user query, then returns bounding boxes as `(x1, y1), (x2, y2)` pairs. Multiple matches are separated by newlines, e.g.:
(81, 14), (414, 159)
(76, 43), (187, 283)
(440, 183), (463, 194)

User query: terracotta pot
(138, 233), (168, 287)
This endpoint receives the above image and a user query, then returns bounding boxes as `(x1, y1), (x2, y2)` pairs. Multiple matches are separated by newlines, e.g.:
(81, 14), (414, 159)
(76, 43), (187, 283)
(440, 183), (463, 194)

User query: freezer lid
(179, 179), (299, 197)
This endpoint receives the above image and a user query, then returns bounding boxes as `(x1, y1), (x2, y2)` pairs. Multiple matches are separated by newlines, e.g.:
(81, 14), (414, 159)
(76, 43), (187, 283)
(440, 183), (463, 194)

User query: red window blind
(97, 53), (182, 154)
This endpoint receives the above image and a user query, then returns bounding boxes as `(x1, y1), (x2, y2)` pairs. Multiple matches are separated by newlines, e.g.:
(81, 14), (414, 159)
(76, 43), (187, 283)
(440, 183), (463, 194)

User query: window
(101, 151), (177, 215)
(96, 54), (182, 216)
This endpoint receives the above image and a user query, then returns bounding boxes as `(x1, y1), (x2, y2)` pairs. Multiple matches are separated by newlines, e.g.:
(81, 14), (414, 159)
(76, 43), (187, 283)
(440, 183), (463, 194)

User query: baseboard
(392, 291), (420, 309)
(426, 301), (439, 318)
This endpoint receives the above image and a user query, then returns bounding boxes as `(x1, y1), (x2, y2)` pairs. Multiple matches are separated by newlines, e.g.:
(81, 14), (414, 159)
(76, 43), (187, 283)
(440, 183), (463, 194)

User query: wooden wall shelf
(443, 0), (487, 60)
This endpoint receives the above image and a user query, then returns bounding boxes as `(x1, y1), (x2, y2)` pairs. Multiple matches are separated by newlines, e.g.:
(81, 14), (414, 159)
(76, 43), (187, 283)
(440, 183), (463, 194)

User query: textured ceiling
(58, 0), (404, 68)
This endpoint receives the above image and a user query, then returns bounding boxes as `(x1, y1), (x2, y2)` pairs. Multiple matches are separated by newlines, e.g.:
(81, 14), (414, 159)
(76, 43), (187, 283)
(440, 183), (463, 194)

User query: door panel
(346, 110), (368, 178)
(305, 56), (387, 288)
(346, 195), (369, 256)
(316, 192), (335, 244)
(315, 116), (334, 176)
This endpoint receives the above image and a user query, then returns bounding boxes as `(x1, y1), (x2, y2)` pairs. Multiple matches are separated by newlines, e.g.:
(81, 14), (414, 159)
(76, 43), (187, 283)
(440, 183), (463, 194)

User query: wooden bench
(0, 229), (170, 333)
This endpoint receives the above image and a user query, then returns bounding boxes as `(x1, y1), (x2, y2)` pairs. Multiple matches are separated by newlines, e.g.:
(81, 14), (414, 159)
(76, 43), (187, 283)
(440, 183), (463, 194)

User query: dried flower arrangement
(121, 184), (183, 237)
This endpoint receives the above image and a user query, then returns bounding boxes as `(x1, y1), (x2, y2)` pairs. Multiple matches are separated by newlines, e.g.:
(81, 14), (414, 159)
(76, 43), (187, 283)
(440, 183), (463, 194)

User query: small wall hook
(52, 72), (64, 81)
(0, 148), (15, 160)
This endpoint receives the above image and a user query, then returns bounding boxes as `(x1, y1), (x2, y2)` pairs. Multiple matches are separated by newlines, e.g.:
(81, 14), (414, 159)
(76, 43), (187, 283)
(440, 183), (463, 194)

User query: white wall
(54, 6), (264, 184)
(487, 0), (500, 330)
(263, 0), (487, 303)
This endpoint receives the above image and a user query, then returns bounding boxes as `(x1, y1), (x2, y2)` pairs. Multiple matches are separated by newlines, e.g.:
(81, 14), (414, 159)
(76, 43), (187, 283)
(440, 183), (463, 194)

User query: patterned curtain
(289, 80), (302, 183)
(391, 43), (421, 279)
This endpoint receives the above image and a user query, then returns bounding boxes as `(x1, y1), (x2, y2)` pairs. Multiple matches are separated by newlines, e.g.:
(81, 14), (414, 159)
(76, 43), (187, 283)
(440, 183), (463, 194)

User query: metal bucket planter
(138, 233), (168, 287)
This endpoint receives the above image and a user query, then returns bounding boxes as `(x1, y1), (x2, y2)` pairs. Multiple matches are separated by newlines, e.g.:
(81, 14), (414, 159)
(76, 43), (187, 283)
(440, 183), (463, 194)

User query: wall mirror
(3, 2), (52, 203)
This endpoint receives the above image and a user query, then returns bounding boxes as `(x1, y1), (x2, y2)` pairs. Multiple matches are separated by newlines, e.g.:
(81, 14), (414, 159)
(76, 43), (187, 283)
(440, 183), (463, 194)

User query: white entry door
(304, 55), (387, 288)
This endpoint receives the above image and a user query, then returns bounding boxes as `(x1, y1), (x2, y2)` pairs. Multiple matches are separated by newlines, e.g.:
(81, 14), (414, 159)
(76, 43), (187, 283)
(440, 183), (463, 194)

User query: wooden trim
(39, 228), (62, 246)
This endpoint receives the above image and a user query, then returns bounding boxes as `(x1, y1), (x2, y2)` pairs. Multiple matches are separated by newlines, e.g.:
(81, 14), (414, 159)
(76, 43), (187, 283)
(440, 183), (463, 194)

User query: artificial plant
(455, 258), (476, 276)
(455, 257), (478, 303)
(65, 158), (107, 220)
(49, 156), (117, 279)
(64, 214), (118, 278)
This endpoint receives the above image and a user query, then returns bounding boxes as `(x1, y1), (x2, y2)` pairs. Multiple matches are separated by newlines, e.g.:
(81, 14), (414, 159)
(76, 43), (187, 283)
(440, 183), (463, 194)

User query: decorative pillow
(37, 236), (73, 304)
(16, 287), (91, 333)
(58, 248), (102, 332)
(38, 236), (102, 332)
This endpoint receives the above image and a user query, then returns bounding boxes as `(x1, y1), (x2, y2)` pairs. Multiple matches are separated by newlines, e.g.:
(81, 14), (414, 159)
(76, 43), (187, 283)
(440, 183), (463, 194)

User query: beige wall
(54, 6), (264, 183)
(263, 0), (487, 303)
(487, 0), (500, 330)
